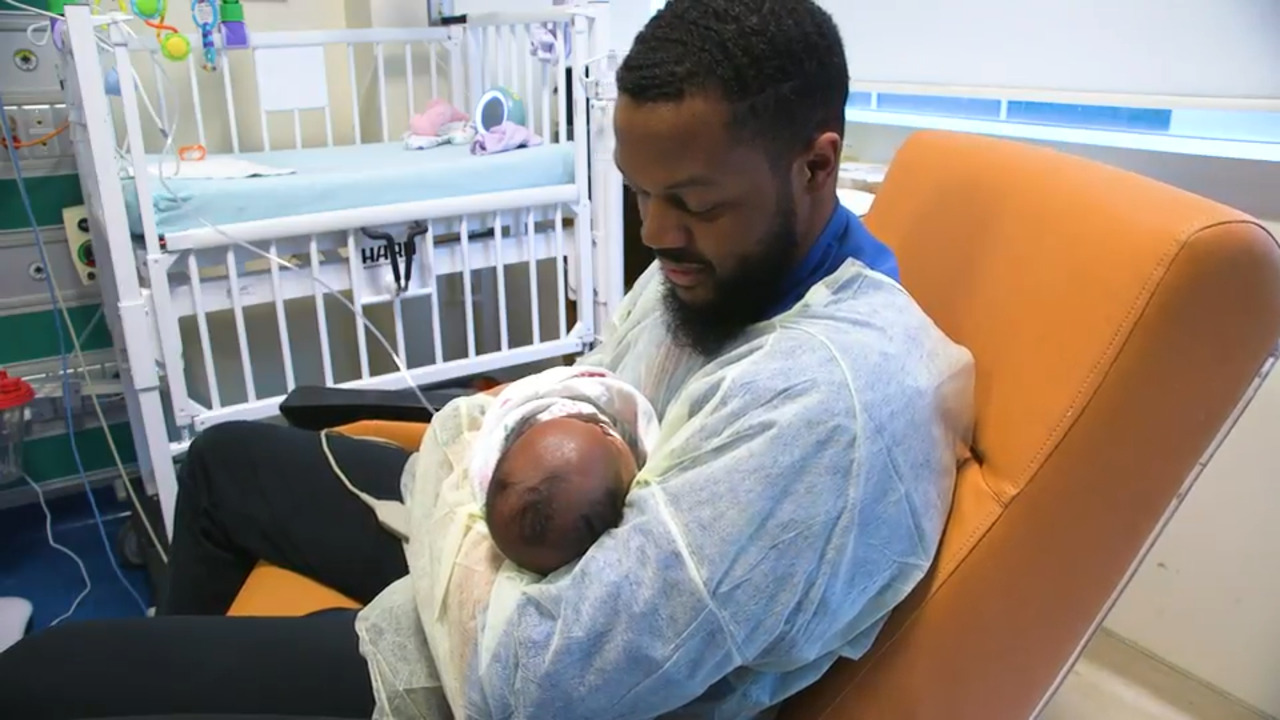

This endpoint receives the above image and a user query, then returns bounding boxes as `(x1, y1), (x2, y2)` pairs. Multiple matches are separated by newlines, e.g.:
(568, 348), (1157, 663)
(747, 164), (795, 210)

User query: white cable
(131, 67), (169, 139)
(108, 23), (426, 414)
(2, 4), (191, 573)
(120, 38), (418, 420)
(48, 247), (169, 563)
(11, 19), (190, 567)
(75, 306), (105, 349)
(20, 473), (92, 626)
(320, 429), (409, 540)
(2, 74), (155, 610)
(26, 18), (51, 46)
(29, 40), (171, 556)
(224, 233), (438, 417)
(114, 23), (184, 190)
(7, 0), (56, 48)
(154, 23), (440, 534)
(53, 15), (444, 565)
(20, 19), (186, 567)
(11, 0), (127, 49)
(4, 0), (59, 21)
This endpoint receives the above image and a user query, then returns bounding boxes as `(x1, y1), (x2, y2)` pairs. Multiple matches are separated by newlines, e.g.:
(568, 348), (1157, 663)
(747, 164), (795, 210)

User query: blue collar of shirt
(764, 204), (900, 318)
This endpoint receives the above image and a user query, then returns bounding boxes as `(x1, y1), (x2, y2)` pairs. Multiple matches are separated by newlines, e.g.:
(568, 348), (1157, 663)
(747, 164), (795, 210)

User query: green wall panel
(0, 174), (83, 231)
(0, 304), (114, 365)
(22, 421), (137, 485)
(0, 1), (53, 12)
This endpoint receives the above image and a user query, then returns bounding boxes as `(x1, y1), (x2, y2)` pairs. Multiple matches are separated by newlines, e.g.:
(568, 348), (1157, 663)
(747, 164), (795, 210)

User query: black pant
(0, 421), (410, 719)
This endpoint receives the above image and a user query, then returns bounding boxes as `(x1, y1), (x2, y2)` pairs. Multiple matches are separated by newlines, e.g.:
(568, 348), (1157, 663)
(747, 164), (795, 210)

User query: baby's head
(485, 415), (639, 575)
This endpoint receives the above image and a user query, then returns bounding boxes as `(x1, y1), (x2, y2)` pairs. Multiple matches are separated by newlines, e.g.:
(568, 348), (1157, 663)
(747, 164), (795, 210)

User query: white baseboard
(1042, 630), (1273, 720)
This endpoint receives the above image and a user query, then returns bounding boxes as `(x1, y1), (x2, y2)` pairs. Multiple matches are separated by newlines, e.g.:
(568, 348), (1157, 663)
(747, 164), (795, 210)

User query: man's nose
(639, 202), (688, 251)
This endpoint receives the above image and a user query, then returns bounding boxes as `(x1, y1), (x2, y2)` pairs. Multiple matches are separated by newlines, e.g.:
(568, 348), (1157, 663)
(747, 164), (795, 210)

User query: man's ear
(802, 131), (842, 193)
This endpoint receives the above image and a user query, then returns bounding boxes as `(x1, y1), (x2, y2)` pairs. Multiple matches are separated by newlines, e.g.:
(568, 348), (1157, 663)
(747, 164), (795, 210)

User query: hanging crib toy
(191, 0), (220, 72)
(130, 0), (191, 62)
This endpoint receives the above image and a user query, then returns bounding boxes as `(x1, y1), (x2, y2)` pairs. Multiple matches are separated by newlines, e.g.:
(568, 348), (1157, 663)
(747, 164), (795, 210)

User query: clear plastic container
(0, 370), (35, 486)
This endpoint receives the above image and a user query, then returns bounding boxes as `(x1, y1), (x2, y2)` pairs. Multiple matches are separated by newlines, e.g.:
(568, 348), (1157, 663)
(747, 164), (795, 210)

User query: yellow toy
(131, 0), (191, 62)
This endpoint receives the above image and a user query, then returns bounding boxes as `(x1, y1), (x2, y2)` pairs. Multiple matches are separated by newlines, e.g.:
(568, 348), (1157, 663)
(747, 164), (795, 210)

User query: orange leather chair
(227, 131), (1280, 718)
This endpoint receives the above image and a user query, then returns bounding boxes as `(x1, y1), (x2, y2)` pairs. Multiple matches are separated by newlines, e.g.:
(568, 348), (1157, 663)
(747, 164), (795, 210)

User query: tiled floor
(1042, 631), (1270, 720)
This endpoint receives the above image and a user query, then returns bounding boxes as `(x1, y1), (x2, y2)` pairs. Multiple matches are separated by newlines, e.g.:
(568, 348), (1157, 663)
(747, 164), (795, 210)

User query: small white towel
(132, 156), (296, 180)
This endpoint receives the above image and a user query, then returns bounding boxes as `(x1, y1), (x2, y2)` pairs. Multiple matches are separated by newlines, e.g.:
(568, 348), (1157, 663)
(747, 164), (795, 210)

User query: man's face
(615, 95), (802, 356)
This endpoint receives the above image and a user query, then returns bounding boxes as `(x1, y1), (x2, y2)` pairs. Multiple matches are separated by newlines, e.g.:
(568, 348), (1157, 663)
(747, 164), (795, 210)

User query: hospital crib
(57, 2), (624, 534)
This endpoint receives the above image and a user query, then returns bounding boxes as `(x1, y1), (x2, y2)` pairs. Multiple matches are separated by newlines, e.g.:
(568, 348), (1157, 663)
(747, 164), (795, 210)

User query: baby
(468, 366), (659, 575)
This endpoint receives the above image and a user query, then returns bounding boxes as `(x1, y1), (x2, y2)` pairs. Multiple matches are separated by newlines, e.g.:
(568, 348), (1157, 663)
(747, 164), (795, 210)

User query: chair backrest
(781, 131), (1280, 719)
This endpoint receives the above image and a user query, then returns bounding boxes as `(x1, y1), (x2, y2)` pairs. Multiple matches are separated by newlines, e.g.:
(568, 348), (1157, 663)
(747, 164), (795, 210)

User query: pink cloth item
(470, 121), (542, 156)
(529, 24), (566, 63)
(409, 99), (469, 137)
(529, 2), (571, 63)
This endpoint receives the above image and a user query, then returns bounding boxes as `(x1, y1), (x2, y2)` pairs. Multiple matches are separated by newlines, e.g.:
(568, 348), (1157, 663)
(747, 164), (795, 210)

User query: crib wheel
(116, 521), (146, 568)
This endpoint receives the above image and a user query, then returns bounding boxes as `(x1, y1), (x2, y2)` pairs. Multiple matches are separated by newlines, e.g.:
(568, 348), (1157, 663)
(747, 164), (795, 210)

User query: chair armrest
(279, 385), (475, 431)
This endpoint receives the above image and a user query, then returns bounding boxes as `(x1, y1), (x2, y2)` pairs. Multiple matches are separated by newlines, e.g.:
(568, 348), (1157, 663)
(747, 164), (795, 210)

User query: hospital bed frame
(58, 3), (625, 534)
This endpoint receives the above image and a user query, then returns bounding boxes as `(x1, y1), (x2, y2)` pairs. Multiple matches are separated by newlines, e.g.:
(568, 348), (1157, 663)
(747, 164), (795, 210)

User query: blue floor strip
(0, 486), (152, 631)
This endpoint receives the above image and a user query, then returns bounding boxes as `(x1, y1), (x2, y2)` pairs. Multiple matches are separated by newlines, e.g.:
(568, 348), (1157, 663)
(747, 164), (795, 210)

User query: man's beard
(661, 193), (799, 357)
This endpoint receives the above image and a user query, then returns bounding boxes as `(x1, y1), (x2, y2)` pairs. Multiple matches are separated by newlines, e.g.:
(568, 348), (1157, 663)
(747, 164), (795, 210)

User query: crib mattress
(123, 141), (575, 238)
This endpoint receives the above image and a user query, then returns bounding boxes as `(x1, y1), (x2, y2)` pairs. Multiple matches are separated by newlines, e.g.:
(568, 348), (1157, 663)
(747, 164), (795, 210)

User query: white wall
(1105, 370), (1280, 717)
(122, 0), (355, 152)
(846, 123), (1280, 717)
(845, 124), (1280, 223)
(603, 0), (657, 56)
(369, 0), (656, 60)
(354, 0), (653, 141)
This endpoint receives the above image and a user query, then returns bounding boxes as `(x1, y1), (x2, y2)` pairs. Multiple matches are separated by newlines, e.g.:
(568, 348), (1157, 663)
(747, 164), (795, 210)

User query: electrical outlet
(3, 104), (72, 161)
(62, 204), (98, 285)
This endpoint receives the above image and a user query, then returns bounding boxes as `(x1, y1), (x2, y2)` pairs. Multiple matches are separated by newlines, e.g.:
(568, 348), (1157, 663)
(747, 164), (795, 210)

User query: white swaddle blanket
(356, 365), (659, 718)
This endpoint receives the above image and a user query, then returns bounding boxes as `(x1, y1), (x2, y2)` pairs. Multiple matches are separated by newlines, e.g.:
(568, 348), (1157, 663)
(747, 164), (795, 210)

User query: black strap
(360, 227), (403, 292)
(405, 223), (433, 290)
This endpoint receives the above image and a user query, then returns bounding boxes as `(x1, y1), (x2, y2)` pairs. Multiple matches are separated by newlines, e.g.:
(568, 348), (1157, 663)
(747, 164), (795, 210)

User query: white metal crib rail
(176, 204), (586, 432)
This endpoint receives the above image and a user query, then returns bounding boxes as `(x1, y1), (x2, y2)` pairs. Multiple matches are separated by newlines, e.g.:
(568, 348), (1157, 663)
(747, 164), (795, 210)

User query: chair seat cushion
(227, 563), (361, 617)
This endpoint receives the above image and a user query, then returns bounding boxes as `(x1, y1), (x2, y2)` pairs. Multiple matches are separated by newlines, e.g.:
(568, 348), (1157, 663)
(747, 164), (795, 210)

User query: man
(0, 0), (973, 717)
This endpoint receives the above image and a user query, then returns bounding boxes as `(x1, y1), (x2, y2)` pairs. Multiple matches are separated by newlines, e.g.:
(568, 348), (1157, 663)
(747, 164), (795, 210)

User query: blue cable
(1, 89), (149, 615)
(192, 0), (220, 71)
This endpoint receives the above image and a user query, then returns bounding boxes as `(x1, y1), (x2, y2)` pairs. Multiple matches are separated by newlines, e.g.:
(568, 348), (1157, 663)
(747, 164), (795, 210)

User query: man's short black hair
(618, 0), (849, 162)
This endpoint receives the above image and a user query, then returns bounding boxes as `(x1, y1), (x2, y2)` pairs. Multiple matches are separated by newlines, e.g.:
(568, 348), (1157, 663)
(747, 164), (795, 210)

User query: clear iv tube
(136, 40), (436, 415)
(215, 228), (438, 415)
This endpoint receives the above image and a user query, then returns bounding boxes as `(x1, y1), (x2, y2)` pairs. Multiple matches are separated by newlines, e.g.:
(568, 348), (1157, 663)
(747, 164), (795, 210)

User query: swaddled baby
(468, 366), (660, 575)
(354, 367), (659, 719)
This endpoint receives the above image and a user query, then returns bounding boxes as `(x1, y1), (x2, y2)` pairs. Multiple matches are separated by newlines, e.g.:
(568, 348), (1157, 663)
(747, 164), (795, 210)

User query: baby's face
(486, 416), (639, 574)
